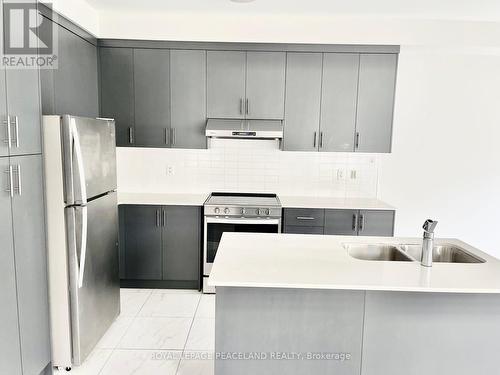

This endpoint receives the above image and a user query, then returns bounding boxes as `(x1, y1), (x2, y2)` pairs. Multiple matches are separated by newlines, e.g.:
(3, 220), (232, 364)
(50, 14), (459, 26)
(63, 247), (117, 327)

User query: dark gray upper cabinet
(10, 155), (50, 374)
(207, 51), (246, 119)
(0, 158), (22, 375)
(123, 205), (163, 280)
(134, 49), (171, 147)
(320, 53), (360, 152)
(324, 209), (359, 236)
(5, 67), (41, 156)
(245, 52), (286, 120)
(283, 53), (323, 151)
(100, 47), (135, 146)
(52, 24), (99, 117)
(162, 206), (201, 282)
(357, 210), (395, 237)
(355, 54), (398, 153)
(170, 49), (207, 149)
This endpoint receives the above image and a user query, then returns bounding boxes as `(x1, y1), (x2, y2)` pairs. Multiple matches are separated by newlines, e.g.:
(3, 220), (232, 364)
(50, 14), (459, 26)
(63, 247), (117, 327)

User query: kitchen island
(208, 233), (500, 375)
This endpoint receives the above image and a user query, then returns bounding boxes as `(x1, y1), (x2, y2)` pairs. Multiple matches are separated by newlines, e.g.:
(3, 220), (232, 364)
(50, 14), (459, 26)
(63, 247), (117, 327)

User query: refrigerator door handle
(77, 206), (88, 288)
(70, 118), (88, 205)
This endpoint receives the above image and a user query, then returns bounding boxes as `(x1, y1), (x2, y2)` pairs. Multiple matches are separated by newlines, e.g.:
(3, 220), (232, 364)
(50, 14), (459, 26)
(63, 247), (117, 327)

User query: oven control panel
(205, 205), (282, 218)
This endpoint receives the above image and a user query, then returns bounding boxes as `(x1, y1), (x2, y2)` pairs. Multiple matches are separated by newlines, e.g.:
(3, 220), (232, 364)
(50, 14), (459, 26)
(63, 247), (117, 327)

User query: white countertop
(208, 233), (500, 293)
(117, 192), (208, 206)
(279, 196), (394, 210)
(117, 192), (393, 211)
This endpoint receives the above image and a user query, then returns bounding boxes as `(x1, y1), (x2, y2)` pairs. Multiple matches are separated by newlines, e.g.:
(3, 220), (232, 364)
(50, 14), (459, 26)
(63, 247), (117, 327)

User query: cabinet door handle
(128, 127), (134, 144)
(239, 98), (243, 115)
(313, 132), (317, 148)
(162, 210), (166, 227)
(355, 132), (360, 149)
(14, 164), (21, 196)
(13, 116), (19, 148)
(352, 213), (358, 231)
(296, 216), (315, 221)
(3, 116), (11, 147)
(171, 128), (176, 146)
(358, 214), (365, 232)
(5, 166), (14, 198)
(319, 131), (323, 149)
(246, 98), (249, 115)
(164, 128), (169, 145)
(156, 210), (160, 227)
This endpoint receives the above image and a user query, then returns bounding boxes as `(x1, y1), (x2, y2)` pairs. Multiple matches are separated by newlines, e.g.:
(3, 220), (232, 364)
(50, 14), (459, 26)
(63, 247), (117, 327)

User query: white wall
(379, 45), (500, 256)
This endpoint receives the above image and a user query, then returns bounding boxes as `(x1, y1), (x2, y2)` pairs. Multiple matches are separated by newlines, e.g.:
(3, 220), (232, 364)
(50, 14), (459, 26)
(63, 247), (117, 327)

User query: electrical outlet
(336, 168), (346, 180)
(167, 166), (175, 176)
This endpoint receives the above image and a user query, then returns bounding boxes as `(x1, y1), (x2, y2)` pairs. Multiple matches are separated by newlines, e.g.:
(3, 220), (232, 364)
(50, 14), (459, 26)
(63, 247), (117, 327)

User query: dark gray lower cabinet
(163, 206), (201, 282)
(324, 209), (359, 235)
(120, 204), (201, 288)
(283, 208), (395, 237)
(284, 226), (324, 235)
(123, 205), (163, 280)
(0, 155), (50, 375)
(325, 209), (395, 236)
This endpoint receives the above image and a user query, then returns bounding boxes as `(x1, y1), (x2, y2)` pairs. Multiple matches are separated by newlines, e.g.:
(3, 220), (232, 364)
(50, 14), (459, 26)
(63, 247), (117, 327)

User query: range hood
(205, 119), (283, 139)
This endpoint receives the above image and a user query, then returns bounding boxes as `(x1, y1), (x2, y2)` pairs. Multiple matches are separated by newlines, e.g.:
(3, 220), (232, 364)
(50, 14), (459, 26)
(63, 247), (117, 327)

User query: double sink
(345, 243), (485, 264)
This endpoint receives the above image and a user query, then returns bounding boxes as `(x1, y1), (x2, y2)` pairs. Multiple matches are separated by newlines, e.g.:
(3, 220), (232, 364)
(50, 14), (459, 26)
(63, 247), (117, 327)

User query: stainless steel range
(203, 192), (282, 293)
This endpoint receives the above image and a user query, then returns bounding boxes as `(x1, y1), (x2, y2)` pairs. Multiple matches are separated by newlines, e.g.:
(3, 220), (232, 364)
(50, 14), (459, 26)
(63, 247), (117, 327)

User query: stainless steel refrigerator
(42, 115), (120, 370)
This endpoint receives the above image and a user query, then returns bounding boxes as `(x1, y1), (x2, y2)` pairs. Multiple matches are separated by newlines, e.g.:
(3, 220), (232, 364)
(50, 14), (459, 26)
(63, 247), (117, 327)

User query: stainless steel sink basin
(399, 244), (485, 264)
(345, 244), (413, 262)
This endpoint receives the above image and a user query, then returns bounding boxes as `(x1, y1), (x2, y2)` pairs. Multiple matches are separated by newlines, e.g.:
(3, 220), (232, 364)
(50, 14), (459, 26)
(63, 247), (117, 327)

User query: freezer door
(66, 192), (120, 366)
(62, 115), (117, 205)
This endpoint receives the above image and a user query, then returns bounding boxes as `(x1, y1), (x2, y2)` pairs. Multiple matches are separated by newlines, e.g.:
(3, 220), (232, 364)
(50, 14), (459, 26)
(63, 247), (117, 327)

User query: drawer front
(284, 225), (324, 235)
(284, 208), (325, 227)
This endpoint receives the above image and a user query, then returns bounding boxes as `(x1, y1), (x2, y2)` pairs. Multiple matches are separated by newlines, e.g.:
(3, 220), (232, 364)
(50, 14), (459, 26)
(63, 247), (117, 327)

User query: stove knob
(258, 208), (264, 216)
(224, 208), (230, 215)
(214, 207), (220, 214)
(265, 208), (271, 216)
(241, 208), (246, 215)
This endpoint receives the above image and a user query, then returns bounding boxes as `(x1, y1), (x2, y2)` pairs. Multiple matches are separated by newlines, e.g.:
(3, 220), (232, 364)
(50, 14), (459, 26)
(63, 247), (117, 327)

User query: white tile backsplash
(117, 144), (380, 198)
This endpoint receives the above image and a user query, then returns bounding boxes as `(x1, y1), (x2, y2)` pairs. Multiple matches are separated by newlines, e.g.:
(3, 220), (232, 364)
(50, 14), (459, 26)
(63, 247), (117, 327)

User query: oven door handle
(205, 217), (281, 225)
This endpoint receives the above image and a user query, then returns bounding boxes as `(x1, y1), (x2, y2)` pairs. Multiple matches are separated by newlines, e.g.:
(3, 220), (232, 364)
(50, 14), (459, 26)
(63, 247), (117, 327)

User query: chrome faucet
(421, 219), (438, 267)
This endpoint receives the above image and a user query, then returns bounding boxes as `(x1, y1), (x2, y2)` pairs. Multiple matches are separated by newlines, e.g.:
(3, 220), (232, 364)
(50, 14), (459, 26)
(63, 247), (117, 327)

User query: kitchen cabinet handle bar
(319, 132), (323, 148)
(239, 98), (243, 115)
(355, 132), (360, 149)
(246, 98), (249, 115)
(162, 210), (166, 227)
(14, 165), (21, 195)
(171, 128), (176, 146)
(5, 166), (14, 198)
(156, 210), (160, 227)
(3, 116), (12, 147)
(164, 128), (169, 145)
(313, 132), (317, 148)
(352, 213), (358, 231)
(358, 214), (365, 231)
(13, 116), (19, 148)
(296, 216), (315, 220)
(128, 127), (134, 144)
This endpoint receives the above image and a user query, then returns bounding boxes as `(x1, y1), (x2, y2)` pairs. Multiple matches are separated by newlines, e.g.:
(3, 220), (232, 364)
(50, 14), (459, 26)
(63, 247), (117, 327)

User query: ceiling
(86, 0), (500, 22)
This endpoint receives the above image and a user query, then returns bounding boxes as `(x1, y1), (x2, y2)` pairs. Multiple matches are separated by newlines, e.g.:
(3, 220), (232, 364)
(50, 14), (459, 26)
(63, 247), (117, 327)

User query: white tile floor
(57, 289), (215, 375)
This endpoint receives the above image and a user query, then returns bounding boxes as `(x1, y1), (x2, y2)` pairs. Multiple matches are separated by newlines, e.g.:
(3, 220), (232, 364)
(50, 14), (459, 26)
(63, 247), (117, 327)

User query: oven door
(203, 216), (281, 276)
